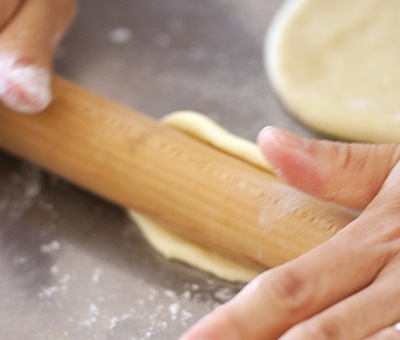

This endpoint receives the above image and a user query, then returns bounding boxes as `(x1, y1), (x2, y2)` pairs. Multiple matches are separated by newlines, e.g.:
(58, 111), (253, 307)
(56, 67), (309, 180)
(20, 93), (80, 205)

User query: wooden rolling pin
(0, 76), (357, 270)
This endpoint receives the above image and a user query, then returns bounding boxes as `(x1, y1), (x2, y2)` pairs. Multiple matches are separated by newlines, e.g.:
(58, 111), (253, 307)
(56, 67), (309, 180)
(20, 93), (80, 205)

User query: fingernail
(0, 54), (51, 114)
(258, 126), (306, 149)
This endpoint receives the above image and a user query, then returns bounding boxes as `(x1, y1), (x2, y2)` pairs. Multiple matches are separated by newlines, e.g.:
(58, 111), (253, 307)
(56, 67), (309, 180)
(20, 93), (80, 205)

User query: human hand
(181, 127), (400, 339)
(0, 0), (77, 113)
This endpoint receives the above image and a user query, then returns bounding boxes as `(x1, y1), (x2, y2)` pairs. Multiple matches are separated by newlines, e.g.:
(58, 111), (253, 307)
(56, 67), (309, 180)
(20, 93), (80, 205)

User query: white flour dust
(109, 27), (133, 44)
(0, 163), (42, 220)
(40, 240), (61, 254)
(0, 54), (51, 113)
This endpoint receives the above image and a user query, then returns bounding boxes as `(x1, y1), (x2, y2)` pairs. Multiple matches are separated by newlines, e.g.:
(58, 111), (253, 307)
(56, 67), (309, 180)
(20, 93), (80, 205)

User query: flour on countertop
(92, 267), (103, 284)
(40, 240), (61, 254)
(109, 27), (133, 44)
(0, 163), (42, 220)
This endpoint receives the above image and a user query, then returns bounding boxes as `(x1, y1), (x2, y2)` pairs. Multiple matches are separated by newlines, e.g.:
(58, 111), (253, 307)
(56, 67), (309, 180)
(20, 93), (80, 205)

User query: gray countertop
(0, 1), (316, 339)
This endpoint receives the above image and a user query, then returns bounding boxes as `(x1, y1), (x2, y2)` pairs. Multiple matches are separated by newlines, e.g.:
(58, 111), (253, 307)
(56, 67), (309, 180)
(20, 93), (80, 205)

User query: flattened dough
(129, 211), (260, 282)
(266, 0), (400, 142)
(129, 111), (273, 282)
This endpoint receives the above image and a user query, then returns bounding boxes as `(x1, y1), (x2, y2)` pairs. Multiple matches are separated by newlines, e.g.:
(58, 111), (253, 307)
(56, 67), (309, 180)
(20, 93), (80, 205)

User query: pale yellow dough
(128, 111), (273, 282)
(266, 0), (400, 143)
(129, 211), (260, 282)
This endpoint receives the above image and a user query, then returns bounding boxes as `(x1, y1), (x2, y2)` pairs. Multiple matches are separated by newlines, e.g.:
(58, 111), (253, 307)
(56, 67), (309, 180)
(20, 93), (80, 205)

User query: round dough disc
(266, 0), (400, 143)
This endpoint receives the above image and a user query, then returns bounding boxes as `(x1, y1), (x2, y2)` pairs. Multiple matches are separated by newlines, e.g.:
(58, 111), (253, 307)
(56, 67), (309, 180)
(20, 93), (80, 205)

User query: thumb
(257, 126), (400, 210)
(0, 0), (77, 114)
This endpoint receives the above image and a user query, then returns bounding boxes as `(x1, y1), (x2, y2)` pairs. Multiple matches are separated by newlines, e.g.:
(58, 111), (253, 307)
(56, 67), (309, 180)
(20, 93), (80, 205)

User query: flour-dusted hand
(0, 0), (77, 113)
(181, 128), (400, 339)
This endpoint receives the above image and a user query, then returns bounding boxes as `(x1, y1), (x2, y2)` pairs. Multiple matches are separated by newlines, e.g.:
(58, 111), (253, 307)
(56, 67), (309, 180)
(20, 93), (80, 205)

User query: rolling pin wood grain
(0, 76), (357, 269)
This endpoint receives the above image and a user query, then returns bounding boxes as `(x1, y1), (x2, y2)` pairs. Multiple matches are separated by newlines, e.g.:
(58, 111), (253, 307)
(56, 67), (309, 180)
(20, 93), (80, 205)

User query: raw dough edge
(265, 0), (400, 142)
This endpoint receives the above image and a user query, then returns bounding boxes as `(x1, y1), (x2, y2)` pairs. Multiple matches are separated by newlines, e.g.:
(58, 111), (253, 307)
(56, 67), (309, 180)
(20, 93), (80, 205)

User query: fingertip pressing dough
(266, 0), (400, 143)
(128, 111), (271, 282)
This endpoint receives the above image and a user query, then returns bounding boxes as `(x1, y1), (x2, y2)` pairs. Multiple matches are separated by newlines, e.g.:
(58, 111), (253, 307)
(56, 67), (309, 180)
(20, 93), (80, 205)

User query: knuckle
(292, 316), (348, 340)
(257, 267), (310, 314)
(311, 318), (346, 339)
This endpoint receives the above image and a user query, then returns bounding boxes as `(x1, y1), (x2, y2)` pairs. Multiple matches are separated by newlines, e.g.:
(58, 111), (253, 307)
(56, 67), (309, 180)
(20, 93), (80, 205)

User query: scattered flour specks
(108, 312), (132, 330)
(0, 164), (42, 220)
(39, 286), (60, 298)
(50, 265), (59, 275)
(109, 27), (132, 44)
(213, 287), (236, 302)
(59, 274), (71, 285)
(89, 303), (99, 316)
(81, 303), (100, 327)
(169, 302), (180, 320)
(12, 255), (28, 265)
(163, 289), (176, 299)
(92, 267), (103, 284)
(40, 240), (60, 254)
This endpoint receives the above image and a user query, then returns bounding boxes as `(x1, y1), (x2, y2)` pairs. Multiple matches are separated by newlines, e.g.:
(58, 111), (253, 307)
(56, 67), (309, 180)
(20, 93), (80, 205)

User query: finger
(279, 162), (400, 339)
(0, 0), (77, 113)
(182, 162), (400, 340)
(280, 265), (400, 340)
(363, 325), (400, 340)
(0, 0), (21, 30)
(180, 229), (387, 339)
(257, 126), (400, 210)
